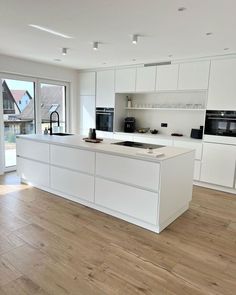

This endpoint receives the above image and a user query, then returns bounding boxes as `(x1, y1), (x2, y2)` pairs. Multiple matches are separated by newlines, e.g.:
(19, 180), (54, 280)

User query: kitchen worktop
(17, 134), (193, 162)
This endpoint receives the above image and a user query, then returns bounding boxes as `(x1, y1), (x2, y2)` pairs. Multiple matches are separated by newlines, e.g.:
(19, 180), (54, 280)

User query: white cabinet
(96, 153), (160, 191)
(16, 138), (49, 163)
(96, 70), (115, 107)
(79, 95), (95, 135)
(156, 64), (179, 91)
(173, 140), (202, 160)
(51, 166), (94, 202)
(136, 66), (156, 92)
(95, 178), (158, 224)
(115, 68), (136, 93)
(78, 72), (96, 96)
(50, 145), (95, 174)
(200, 142), (236, 187)
(17, 157), (49, 187)
(207, 59), (236, 110)
(178, 61), (210, 90)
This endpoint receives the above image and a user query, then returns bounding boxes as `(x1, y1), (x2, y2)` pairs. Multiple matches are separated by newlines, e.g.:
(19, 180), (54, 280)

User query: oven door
(96, 108), (114, 132)
(205, 111), (236, 137)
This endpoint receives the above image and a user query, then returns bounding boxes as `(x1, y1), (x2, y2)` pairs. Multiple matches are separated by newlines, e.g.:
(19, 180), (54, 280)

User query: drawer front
(17, 157), (49, 187)
(50, 145), (95, 174)
(173, 140), (202, 160)
(133, 136), (173, 147)
(51, 166), (94, 202)
(96, 153), (160, 191)
(16, 138), (49, 163)
(95, 178), (158, 224)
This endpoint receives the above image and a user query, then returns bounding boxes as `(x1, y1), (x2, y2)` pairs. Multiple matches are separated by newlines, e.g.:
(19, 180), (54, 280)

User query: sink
(52, 133), (73, 136)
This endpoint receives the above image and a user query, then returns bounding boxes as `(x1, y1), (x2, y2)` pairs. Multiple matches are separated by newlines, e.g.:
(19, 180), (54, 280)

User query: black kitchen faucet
(49, 111), (60, 135)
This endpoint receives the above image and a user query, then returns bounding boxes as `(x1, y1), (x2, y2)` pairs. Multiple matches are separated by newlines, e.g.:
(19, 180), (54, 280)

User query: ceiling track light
(132, 34), (139, 44)
(93, 42), (99, 50)
(62, 48), (68, 55)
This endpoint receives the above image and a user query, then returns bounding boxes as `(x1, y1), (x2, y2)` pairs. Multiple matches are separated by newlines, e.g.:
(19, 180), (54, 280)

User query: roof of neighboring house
(2, 80), (21, 113)
(19, 85), (64, 122)
(11, 90), (28, 103)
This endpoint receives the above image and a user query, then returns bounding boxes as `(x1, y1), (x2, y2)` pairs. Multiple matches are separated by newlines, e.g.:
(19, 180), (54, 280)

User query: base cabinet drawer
(95, 178), (158, 224)
(50, 145), (95, 174)
(16, 138), (49, 163)
(17, 157), (49, 187)
(96, 153), (160, 191)
(51, 166), (94, 202)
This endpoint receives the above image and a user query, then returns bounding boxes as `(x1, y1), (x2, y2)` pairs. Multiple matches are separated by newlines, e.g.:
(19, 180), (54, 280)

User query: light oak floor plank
(0, 172), (236, 295)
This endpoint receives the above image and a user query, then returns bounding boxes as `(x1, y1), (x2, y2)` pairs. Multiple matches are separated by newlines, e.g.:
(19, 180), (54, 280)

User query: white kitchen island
(16, 134), (195, 233)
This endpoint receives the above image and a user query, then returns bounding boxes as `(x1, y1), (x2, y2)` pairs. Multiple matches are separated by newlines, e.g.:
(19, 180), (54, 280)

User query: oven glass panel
(96, 108), (114, 132)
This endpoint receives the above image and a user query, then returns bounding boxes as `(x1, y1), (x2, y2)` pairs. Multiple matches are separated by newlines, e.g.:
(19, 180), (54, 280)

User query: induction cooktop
(112, 141), (165, 149)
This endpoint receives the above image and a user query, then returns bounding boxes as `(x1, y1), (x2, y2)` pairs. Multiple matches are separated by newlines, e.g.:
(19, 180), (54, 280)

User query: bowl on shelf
(137, 128), (150, 133)
(150, 129), (158, 134)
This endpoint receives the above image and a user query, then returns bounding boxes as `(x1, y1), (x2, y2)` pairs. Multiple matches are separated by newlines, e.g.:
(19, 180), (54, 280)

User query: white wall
(0, 54), (79, 175)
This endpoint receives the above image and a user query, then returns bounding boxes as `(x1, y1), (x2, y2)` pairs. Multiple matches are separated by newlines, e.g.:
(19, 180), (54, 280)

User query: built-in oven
(205, 110), (236, 137)
(96, 108), (114, 132)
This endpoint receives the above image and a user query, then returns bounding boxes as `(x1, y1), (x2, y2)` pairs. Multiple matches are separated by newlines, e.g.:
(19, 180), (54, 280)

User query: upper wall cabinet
(207, 59), (236, 110)
(156, 64), (179, 91)
(96, 70), (115, 108)
(115, 68), (136, 93)
(178, 61), (210, 90)
(79, 72), (96, 96)
(136, 66), (156, 92)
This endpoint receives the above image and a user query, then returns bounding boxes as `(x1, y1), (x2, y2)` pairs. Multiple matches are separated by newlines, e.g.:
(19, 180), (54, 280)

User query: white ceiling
(0, 0), (235, 69)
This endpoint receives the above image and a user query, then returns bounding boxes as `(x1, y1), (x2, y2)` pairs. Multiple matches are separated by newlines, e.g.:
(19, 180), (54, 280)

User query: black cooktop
(112, 141), (165, 149)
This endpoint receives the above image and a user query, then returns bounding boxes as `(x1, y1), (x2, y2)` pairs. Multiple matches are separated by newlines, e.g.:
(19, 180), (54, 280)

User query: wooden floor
(0, 173), (235, 295)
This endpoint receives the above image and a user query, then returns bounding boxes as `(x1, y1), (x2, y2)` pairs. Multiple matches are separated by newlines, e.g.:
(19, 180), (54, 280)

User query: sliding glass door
(1, 78), (35, 170)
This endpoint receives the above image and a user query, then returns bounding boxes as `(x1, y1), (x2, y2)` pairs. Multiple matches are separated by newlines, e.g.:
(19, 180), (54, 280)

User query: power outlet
(161, 123), (168, 127)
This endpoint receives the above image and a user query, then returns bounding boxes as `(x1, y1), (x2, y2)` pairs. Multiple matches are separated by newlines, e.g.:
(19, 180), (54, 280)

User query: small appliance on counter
(191, 126), (203, 139)
(124, 117), (135, 133)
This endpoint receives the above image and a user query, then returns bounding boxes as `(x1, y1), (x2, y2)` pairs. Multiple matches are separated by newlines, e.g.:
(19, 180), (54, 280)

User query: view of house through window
(40, 83), (66, 133)
(1, 78), (35, 168)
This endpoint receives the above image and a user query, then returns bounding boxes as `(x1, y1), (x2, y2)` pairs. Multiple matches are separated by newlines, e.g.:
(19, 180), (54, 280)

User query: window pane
(2, 79), (35, 168)
(40, 83), (66, 133)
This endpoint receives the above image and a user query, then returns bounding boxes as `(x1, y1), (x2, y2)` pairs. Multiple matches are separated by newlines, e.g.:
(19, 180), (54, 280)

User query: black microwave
(205, 110), (236, 137)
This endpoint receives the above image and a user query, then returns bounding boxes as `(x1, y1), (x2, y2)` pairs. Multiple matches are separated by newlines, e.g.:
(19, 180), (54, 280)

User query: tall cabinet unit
(78, 72), (96, 135)
(207, 58), (236, 110)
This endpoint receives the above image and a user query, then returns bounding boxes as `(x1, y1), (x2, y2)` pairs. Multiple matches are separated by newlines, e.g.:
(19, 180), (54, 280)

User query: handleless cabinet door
(16, 138), (49, 163)
(173, 140), (203, 160)
(50, 145), (95, 174)
(178, 61), (210, 90)
(96, 70), (115, 107)
(79, 72), (96, 96)
(115, 68), (136, 93)
(156, 64), (179, 91)
(200, 143), (236, 187)
(136, 66), (156, 92)
(207, 59), (236, 110)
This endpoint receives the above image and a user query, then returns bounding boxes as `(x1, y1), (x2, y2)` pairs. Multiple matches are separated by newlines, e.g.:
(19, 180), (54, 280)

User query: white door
(96, 70), (115, 107)
(207, 59), (236, 110)
(200, 142), (236, 187)
(136, 66), (156, 92)
(178, 61), (210, 90)
(156, 64), (179, 91)
(115, 68), (136, 93)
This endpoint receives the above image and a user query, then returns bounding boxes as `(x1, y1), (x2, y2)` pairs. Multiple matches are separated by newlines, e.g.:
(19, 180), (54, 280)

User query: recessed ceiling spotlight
(224, 47), (229, 51)
(102, 62), (107, 65)
(168, 54), (173, 58)
(54, 58), (61, 62)
(29, 24), (73, 39)
(132, 34), (139, 44)
(93, 42), (99, 50)
(178, 7), (186, 12)
(206, 32), (213, 36)
(132, 58), (137, 61)
(62, 48), (68, 55)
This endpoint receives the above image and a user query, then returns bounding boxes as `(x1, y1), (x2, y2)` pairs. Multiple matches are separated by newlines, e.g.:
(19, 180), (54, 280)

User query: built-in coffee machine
(124, 117), (135, 133)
